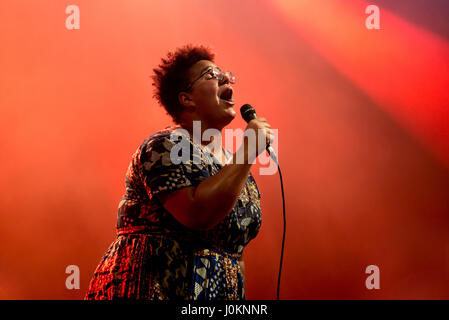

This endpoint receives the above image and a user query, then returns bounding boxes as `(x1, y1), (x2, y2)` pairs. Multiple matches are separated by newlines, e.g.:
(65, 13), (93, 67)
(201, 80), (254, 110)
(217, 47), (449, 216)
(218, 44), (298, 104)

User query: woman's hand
(237, 117), (273, 164)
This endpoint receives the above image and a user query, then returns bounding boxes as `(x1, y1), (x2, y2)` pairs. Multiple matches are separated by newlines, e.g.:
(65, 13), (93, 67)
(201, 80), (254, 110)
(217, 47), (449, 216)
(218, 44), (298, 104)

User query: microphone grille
(240, 104), (257, 123)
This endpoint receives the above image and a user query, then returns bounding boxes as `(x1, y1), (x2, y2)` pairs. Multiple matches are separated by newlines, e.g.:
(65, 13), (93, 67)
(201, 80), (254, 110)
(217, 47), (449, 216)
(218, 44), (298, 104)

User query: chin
(227, 107), (237, 118)
(225, 107), (237, 121)
(215, 109), (236, 129)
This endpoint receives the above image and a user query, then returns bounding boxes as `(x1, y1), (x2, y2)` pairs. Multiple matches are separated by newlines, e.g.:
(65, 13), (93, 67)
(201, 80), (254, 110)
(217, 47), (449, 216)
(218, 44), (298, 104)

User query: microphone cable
(276, 163), (286, 300)
(239, 103), (286, 300)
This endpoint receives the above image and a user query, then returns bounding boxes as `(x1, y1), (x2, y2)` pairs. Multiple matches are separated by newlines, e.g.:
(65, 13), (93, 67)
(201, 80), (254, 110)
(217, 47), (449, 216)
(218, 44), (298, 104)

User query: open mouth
(219, 87), (234, 103)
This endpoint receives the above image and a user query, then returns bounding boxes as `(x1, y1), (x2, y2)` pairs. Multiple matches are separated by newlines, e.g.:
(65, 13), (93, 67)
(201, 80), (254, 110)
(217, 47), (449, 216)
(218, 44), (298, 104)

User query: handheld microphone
(240, 104), (278, 165)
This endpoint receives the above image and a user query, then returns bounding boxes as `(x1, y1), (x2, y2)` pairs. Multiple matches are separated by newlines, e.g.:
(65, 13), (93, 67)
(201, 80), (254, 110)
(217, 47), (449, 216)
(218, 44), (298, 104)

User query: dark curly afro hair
(152, 44), (215, 124)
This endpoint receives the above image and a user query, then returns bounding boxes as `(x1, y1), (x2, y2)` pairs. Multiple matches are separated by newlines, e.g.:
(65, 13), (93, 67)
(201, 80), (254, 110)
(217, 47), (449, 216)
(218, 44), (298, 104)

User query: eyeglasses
(185, 66), (235, 91)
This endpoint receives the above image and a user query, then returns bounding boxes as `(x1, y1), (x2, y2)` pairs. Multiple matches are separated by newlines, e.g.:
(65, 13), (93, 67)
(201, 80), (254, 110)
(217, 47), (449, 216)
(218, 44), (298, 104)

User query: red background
(0, 0), (448, 299)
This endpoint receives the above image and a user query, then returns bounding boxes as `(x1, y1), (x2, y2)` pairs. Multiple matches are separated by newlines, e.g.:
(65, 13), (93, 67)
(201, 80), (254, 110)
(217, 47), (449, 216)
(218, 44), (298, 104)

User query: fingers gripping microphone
(240, 104), (278, 164)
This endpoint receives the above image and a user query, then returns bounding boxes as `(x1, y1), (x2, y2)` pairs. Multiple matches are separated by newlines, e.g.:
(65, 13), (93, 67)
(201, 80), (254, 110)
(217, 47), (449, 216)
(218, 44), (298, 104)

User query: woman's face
(184, 60), (236, 129)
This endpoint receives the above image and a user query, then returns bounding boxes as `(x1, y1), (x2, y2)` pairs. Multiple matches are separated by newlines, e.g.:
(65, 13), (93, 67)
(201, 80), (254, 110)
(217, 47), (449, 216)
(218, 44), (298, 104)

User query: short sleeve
(140, 135), (211, 199)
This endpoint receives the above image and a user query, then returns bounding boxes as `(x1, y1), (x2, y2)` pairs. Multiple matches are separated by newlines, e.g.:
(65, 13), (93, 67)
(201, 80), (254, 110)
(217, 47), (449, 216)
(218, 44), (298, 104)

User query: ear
(178, 92), (195, 109)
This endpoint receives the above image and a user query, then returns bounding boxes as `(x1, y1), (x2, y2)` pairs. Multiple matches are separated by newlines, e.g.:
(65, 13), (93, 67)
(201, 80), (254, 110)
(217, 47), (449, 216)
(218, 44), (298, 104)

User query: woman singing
(85, 44), (272, 300)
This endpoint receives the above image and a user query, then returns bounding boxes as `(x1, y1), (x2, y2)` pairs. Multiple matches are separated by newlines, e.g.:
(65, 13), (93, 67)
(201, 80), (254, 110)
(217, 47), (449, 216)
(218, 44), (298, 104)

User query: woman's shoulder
(136, 125), (198, 169)
(140, 126), (190, 152)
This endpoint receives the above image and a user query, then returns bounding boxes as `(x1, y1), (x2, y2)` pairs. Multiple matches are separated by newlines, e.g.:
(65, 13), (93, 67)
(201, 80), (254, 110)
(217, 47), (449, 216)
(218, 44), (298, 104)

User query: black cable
(276, 164), (286, 300)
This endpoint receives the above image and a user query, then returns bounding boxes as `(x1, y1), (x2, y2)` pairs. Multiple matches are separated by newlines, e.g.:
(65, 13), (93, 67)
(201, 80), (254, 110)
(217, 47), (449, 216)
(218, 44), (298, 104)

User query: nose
(219, 72), (231, 85)
(220, 73), (230, 85)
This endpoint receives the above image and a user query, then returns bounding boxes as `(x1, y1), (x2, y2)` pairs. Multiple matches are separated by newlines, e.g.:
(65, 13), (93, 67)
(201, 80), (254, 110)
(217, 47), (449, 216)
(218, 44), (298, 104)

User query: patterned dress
(85, 126), (262, 300)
